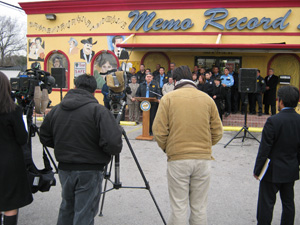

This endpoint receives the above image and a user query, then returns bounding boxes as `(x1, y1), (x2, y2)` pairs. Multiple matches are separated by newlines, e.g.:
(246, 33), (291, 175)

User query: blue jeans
(57, 170), (104, 225)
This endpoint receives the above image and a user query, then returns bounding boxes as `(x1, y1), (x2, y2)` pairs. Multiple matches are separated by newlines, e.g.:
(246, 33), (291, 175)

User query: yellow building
(21, 0), (300, 107)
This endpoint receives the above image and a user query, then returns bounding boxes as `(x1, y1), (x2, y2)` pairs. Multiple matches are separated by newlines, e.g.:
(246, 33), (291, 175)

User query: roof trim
(20, 0), (300, 14)
(116, 43), (300, 50)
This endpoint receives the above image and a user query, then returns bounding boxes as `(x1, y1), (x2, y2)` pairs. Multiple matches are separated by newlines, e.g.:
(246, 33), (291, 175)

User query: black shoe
(136, 122), (139, 125)
(264, 113), (269, 115)
(241, 111), (245, 115)
(250, 112), (256, 115)
(232, 111), (237, 114)
(225, 112), (230, 117)
(149, 132), (153, 136)
(258, 113), (262, 116)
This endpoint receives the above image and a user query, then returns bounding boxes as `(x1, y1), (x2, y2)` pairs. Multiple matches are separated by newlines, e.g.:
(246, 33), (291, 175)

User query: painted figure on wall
(68, 37), (79, 55)
(28, 37), (45, 61)
(80, 37), (97, 64)
(93, 52), (118, 89)
(48, 53), (68, 88)
(108, 36), (129, 60)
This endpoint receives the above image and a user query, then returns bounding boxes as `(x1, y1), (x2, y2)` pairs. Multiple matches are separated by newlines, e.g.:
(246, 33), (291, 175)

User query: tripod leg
(122, 129), (166, 225)
(244, 129), (261, 143)
(99, 157), (114, 217)
(224, 128), (244, 148)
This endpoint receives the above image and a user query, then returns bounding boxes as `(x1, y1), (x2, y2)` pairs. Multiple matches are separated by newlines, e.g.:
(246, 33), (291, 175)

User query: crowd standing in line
(115, 62), (279, 125)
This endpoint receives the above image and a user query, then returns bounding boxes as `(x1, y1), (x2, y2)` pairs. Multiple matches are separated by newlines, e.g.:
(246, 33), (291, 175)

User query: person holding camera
(0, 72), (33, 225)
(40, 74), (122, 225)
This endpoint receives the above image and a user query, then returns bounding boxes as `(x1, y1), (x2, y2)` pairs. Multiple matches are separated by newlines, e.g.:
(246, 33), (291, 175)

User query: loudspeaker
(238, 68), (257, 93)
(51, 68), (66, 88)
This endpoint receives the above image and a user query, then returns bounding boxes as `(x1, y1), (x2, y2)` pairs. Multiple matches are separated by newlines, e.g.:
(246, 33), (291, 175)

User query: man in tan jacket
(127, 76), (140, 124)
(153, 66), (223, 225)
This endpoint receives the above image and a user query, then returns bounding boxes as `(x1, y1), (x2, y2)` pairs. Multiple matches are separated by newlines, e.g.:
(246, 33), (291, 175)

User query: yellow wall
(26, 6), (300, 106)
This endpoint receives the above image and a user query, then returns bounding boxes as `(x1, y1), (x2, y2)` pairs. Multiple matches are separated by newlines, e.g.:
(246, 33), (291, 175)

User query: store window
(46, 52), (69, 89)
(195, 57), (242, 74)
(92, 51), (119, 89)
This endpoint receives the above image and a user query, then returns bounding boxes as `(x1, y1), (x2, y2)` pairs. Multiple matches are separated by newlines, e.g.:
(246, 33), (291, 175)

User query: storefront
(20, 0), (300, 106)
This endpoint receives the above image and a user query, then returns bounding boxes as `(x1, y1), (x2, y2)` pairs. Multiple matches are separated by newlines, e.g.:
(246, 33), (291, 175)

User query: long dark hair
(0, 72), (16, 113)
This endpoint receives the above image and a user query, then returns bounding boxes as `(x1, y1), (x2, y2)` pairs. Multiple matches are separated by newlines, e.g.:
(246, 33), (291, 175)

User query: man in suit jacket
(254, 85), (300, 225)
(263, 68), (279, 115)
(136, 73), (161, 135)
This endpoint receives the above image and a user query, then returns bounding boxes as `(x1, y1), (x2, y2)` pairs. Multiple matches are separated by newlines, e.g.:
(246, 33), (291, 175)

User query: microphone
(150, 90), (162, 97)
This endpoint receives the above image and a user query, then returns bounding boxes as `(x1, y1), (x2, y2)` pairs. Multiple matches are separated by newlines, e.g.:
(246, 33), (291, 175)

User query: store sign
(74, 62), (86, 78)
(128, 8), (294, 32)
(128, 10), (194, 32)
(203, 8), (291, 31)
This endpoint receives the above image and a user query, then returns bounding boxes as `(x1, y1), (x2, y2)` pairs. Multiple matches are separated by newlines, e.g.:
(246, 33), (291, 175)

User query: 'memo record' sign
(128, 8), (297, 32)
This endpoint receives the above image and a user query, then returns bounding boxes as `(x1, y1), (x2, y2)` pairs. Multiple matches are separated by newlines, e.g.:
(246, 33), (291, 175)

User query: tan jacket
(162, 83), (175, 95)
(127, 83), (139, 104)
(153, 85), (223, 161)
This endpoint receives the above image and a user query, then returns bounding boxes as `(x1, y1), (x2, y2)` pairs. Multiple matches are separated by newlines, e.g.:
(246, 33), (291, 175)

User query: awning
(117, 43), (300, 53)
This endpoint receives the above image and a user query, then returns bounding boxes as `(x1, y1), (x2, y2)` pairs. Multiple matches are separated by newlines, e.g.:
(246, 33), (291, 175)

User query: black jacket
(255, 75), (266, 94)
(136, 81), (161, 99)
(263, 75), (278, 105)
(254, 109), (300, 183)
(136, 71), (146, 84)
(154, 74), (169, 89)
(40, 88), (122, 171)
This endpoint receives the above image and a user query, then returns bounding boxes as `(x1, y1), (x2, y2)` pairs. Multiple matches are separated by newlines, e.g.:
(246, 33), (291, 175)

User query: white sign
(74, 62), (86, 78)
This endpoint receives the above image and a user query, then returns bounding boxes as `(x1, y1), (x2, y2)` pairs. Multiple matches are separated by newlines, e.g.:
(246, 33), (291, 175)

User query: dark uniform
(204, 78), (214, 97)
(212, 84), (226, 121)
(154, 74), (169, 92)
(249, 75), (266, 116)
(136, 70), (146, 84)
(263, 75), (279, 115)
(230, 71), (240, 113)
(136, 81), (161, 135)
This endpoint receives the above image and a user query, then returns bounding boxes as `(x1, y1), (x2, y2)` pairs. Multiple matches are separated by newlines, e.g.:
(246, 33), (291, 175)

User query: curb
(223, 126), (263, 132)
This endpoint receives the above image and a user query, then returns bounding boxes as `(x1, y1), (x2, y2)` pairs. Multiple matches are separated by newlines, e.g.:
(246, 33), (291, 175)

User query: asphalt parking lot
(18, 123), (300, 225)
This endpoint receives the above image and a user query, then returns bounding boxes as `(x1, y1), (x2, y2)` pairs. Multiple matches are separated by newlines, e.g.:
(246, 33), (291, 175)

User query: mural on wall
(68, 37), (79, 55)
(47, 53), (69, 88)
(28, 37), (45, 61)
(107, 35), (129, 60)
(80, 37), (97, 64)
(93, 52), (118, 89)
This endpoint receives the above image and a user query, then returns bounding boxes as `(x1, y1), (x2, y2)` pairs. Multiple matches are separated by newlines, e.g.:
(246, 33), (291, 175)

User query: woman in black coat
(0, 72), (33, 225)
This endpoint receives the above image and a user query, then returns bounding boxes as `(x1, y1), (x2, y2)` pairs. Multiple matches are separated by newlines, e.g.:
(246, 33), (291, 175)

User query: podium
(135, 97), (159, 141)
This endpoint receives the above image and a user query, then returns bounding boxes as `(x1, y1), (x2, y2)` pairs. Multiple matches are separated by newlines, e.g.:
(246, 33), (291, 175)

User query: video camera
(102, 69), (131, 119)
(10, 62), (55, 114)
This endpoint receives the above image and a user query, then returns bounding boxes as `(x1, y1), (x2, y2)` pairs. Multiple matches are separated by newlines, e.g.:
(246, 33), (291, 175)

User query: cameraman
(40, 74), (122, 225)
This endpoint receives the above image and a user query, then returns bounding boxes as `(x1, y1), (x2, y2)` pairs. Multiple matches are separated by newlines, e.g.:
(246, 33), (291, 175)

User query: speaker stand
(224, 94), (260, 148)
(60, 87), (63, 102)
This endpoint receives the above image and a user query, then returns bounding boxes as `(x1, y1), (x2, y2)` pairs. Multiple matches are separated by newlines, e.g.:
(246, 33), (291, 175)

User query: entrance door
(195, 56), (242, 74)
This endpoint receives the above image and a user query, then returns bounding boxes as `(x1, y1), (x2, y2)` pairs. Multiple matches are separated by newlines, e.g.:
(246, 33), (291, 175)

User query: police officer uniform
(249, 75), (266, 116)
(220, 74), (234, 116)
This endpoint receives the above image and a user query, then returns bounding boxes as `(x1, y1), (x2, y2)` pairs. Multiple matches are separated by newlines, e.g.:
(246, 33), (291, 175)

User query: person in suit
(254, 85), (300, 225)
(127, 76), (140, 124)
(263, 68), (279, 115)
(111, 36), (129, 60)
(136, 73), (161, 135)
(249, 69), (266, 116)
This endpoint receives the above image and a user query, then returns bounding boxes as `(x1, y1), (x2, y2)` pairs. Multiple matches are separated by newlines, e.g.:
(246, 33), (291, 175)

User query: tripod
(25, 100), (58, 173)
(224, 94), (260, 148)
(99, 100), (166, 225)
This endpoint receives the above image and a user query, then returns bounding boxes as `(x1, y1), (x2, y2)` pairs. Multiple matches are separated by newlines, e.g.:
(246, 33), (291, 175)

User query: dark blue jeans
(57, 170), (104, 225)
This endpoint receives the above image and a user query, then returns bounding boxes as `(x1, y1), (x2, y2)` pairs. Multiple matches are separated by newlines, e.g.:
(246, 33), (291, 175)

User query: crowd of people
(117, 63), (279, 124)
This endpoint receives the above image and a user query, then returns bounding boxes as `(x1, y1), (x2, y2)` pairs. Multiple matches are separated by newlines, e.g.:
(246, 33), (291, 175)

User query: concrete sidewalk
(18, 123), (300, 225)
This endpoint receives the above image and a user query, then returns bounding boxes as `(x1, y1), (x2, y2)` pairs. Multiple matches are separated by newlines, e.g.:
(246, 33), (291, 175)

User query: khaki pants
(128, 102), (140, 122)
(167, 159), (211, 225)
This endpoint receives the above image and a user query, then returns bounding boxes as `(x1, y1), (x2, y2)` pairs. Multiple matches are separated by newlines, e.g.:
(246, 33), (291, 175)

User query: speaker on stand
(224, 68), (260, 148)
(51, 68), (66, 102)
